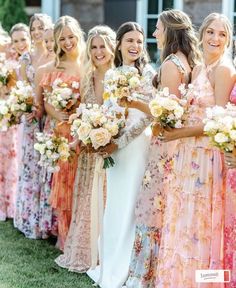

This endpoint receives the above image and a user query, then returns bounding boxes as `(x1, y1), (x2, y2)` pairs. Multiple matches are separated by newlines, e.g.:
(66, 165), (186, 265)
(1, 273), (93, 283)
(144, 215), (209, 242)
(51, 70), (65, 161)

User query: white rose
(90, 127), (111, 150)
(229, 130), (236, 141)
(214, 132), (229, 144)
(46, 150), (52, 158)
(0, 105), (8, 115)
(77, 123), (92, 142)
(128, 76), (140, 88)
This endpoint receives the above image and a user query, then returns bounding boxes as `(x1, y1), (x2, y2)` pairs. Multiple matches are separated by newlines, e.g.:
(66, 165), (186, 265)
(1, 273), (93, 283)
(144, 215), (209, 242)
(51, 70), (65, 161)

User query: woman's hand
(160, 127), (186, 142)
(56, 111), (69, 122)
(117, 97), (134, 108)
(25, 112), (36, 123)
(224, 152), (236, 169)
(98, 142), (118, 157)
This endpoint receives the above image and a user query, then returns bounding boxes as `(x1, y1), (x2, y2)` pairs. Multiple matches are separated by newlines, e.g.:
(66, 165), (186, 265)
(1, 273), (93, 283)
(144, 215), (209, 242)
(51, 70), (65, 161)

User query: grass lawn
(0, 220), (94, 288)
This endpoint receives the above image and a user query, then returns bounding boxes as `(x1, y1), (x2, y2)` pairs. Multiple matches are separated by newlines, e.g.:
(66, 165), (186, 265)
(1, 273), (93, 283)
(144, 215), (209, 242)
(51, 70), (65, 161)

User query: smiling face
(153, 19), (165, 49)
(44, 29), (54, 54)
(90, 35), (112, 68)
(202, 19), (228, 58)
(11, 30), (31, 55)
(119, 30), (144, 66)
(59, 26), (78, 55)
(30, 19), (44, 43)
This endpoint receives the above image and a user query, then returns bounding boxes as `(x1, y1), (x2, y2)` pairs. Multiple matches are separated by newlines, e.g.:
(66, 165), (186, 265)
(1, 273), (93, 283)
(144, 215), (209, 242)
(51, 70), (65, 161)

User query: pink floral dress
(224, 85), (236, 288)
(125, 54), (190, 288)
(156, 63), (225, 288)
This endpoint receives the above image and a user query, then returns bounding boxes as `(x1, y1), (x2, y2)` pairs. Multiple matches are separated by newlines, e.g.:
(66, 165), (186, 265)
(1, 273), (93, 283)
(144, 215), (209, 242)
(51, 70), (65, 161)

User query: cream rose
(90, 127), (111, 150)
(77, 123), (92, 143)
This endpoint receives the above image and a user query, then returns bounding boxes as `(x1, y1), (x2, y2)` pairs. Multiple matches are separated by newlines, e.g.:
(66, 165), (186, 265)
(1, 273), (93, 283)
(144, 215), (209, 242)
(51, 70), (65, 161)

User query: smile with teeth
(209, 43), (219, 47)
(96, 56), (105, 60)
(128, 49), (138, 55)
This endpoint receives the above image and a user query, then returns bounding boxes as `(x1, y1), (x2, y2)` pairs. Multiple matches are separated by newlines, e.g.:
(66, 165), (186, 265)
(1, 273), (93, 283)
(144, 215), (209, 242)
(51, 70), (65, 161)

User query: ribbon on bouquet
(90, 155), (106, 269)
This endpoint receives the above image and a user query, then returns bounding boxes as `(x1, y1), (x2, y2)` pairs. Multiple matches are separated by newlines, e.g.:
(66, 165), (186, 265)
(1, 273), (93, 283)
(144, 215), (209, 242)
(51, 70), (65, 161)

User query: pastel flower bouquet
(103, 66), (142, 102)
(44, 78), (80, 112)
(70, 103), (126, 168)
(0, 100), (18, 131)
(8, 80), (35, 114)
(203, 103), (236, 153)
(34, 132), (71, 172)
(149, 84), (194, 135)
(0, 53), (18, 88)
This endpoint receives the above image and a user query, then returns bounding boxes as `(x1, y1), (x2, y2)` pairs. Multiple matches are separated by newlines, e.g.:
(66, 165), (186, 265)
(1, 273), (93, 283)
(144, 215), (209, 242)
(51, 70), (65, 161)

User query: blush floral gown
(156, 62), (225, 288)
(125, 54), (190, 288)
(224, 85), (236, 288)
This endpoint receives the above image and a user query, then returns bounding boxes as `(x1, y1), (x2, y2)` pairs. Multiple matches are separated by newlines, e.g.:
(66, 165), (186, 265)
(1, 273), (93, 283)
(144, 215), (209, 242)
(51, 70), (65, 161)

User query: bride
(87, 21), (154, 288)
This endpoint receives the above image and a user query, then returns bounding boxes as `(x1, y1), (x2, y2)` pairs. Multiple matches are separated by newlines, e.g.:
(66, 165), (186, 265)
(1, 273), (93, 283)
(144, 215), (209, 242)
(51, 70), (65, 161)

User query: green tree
(0, 0), (28, 32)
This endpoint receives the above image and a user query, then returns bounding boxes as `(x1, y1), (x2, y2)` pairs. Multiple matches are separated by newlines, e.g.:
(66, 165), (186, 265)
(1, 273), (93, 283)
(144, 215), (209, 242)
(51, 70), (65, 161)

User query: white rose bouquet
(0, 53), (18, 88)
(70, 103), (126, 168)
(0, 99), (18, 131)
(103, 66), (142, 102)
(149, 84), (194, 135)
(203, 103), (236, 153)
(34, 132), (71, 172)
(8, 80), (35, 115)
(44, 78), (80, 112)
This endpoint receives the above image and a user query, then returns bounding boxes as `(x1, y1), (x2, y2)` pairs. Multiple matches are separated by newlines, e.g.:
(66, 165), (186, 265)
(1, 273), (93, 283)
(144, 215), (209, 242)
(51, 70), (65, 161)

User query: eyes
(206, 29), (226, 38)
(91, 45), (106, 49)
(59, 35), (75, 41)
(13, 38), (27, 43)
(31, 26), (44, 32)
(125, 38), (143, 44)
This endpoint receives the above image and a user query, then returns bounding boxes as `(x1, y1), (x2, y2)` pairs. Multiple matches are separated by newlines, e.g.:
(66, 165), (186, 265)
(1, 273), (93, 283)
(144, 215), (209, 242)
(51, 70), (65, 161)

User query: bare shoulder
(215, 59), (235, 77)
(161, 60), (181, 78)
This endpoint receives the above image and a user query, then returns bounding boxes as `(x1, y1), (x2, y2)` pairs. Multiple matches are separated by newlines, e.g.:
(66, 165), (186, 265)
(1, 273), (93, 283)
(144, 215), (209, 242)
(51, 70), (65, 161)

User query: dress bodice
(187, 63), (215, 126)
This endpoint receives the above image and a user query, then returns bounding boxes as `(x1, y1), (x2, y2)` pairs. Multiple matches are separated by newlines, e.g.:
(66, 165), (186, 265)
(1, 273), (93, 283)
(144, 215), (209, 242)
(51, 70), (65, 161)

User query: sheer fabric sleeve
(113, 64), (155, 149)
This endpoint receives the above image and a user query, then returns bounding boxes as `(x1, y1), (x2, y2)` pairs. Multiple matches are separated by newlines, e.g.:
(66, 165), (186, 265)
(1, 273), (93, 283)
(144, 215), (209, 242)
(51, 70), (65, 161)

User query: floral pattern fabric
(156, 63), (225, 288)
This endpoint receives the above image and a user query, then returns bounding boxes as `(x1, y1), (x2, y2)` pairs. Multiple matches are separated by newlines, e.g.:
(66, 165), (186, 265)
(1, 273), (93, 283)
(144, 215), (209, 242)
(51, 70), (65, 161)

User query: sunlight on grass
(0, 220), (94, 288)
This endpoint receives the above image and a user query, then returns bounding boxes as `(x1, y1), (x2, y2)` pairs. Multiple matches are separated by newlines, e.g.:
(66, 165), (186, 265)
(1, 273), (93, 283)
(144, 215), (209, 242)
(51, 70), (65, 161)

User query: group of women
(0, 8), (236, 288)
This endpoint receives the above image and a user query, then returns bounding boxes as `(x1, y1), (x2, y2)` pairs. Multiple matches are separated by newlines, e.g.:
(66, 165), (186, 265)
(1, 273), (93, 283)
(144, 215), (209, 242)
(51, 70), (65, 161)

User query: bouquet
(103, 66), (142, 102)
(70, 103), (126, 168)
(0, 99), (18, 131)
(44, 78), (80, 112)
(34, 132), (70, 172)
(203, 103), (236, 153)
(0, 53), (18, 88)
(8, 80), (35, 114)
(149, 84), (194, 135)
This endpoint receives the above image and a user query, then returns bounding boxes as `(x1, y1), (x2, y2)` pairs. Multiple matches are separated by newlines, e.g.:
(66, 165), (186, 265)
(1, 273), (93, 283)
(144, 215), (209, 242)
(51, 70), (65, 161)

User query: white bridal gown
(87, 65), (154, 288)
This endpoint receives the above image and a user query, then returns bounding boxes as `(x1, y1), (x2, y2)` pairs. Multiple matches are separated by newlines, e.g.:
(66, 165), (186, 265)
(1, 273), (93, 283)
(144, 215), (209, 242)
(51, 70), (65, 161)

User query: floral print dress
(224, 86), (236, 288)
(14, 52), (42, 239)
(125, 54), (190, 288)
(156, 62), (225, 288)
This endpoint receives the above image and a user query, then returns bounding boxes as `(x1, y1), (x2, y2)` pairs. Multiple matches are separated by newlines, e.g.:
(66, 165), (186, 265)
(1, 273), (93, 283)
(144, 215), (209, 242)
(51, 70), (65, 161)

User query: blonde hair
(199, 13), (232, 49)
(53, 15), (86, 68)
(10, 23), (30, 38)
(81, 25), (116, 102)
(159, 9), (201, 68)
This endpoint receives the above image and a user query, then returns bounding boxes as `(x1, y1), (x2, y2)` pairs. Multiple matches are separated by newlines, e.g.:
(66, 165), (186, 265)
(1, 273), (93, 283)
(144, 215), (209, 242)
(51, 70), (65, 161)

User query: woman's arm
(44, 102), (69, 122)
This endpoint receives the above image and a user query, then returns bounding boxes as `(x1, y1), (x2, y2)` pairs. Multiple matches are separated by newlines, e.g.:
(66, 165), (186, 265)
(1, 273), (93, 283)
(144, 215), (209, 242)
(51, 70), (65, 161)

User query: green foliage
(0, 0), (28, 32)
(0, 220), (94, 288)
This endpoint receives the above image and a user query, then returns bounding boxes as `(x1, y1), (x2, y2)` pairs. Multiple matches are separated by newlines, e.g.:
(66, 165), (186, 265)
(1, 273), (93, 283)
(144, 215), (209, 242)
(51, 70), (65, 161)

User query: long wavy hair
(81, 25), (116, 102)
(29, 13), (52, 34)
(53, 15), (86, 68)
(159, 9), (201, 69)
(9, 23), (31, 56)
(114, 22), (149, 75)
(199, 13), (232, 51)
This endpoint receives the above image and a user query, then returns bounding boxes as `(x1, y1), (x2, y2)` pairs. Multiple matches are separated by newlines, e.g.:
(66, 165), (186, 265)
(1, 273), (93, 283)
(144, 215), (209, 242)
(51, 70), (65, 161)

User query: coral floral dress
(40, 71), (79, 250)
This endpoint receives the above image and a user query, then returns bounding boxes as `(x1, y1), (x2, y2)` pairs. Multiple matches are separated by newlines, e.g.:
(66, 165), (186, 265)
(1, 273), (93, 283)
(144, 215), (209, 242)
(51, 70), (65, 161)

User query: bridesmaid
(0, 26), (22, 221)
(55, 25), (116, 271)
(222, 85), (236, 287)
(123, 10), (200, 288)
(36, 15), (86, 249)
(88, 22), (155, 288)
(156, 13), (235, 287)
(14, 14), (53, 239)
